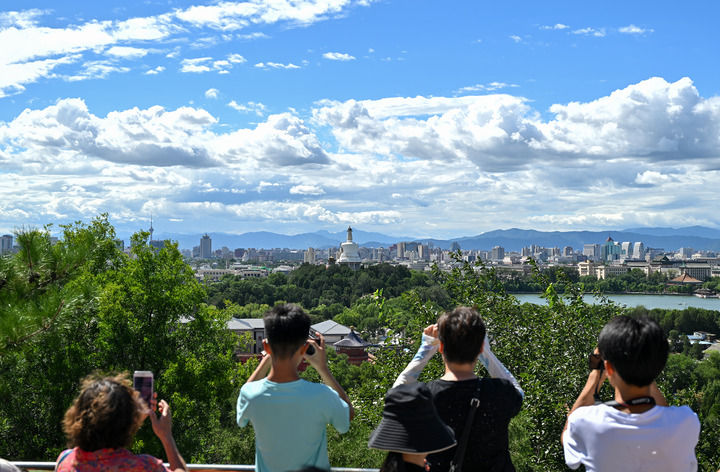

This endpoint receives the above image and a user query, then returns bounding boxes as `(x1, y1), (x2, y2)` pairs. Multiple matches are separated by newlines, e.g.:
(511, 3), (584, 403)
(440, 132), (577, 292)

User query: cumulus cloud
(255, 61), (301, 69)
(635, 170), (674, 185)
(0, 98), (220, 170)
(145, 65), (165, 75)
(541, 23), (569, 30)
(180, 57), (213, 73)
(509, 35), (522, 43)
(0, 1), (370, 96)
(205, 88), (220, 99)
(105, 46), (148, 58)
(572, 27), (606, 37)
(228, 100), (267, 116)
(290, 184), (325, 195)
(323, 52), (355, 61)
(227, 53), (246, 63)
(215, 113), (330, 166)
(174, 0), (367, 31)
(3, 76), (720, 237)
(313, 77), (720, 171)
(456, 82), (519, 94)
(65, 61), (130, 81)
(619, 24), (654, 35)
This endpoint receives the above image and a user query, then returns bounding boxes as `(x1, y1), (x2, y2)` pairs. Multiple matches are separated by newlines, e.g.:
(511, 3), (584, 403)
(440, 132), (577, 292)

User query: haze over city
(1, 1), (720, 238)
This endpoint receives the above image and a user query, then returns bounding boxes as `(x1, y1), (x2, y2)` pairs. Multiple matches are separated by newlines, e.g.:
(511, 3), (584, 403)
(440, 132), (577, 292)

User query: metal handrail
(13, 463), (378, 472)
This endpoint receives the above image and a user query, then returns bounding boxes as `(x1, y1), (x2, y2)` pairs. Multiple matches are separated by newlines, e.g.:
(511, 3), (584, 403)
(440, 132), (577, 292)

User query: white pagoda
(336, 226), (361, 270)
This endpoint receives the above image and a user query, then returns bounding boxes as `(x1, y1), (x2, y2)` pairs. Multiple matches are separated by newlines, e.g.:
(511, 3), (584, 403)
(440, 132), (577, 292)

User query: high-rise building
(397, 241), (406, 259)
(1, 234), (13, 254)
(678, 247), (694, 259)
(563, 246), (574, 257)
(491, 246), (505, 261)
(418, 244), (430, 261)
(621, 241), (633, 259)
(304, 247), (316, 264)
(583, 243), (601, 261)
(200, 234), (212, 258)
(633, 242), (645, 260)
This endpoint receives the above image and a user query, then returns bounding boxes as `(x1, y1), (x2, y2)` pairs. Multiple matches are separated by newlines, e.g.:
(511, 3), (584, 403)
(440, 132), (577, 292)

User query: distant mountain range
(134, 225), (720, 253)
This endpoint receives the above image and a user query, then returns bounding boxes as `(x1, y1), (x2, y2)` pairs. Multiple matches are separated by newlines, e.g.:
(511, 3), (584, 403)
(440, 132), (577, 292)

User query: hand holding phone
(133, 371), (154, 410)
(306, 329), (319, 356)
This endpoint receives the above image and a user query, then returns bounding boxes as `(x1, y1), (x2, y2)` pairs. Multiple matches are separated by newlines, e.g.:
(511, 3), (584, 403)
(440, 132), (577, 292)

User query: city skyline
(1, 1), (720, 238)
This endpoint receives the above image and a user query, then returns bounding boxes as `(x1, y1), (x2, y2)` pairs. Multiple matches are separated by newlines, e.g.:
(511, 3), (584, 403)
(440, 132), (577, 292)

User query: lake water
(513, 293), (720, 311)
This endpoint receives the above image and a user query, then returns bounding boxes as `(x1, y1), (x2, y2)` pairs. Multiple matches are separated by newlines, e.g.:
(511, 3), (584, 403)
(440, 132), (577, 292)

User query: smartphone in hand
(306, 329), (319, 356)
(133, 370), (154, 408)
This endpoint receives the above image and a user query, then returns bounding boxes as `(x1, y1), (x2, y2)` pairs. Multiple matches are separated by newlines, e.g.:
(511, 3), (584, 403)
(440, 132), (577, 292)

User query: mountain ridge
(129, 226), (720, 252)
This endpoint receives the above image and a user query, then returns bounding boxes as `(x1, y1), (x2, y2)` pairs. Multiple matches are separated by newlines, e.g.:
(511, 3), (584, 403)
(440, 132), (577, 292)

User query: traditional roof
(669, 273), (703, 284)
(312, 320), (351, 336)
(229, 318), (265, 330)
(334, 330), (369, 347)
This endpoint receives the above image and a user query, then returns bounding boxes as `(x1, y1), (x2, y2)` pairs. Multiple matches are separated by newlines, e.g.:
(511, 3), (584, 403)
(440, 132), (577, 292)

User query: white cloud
(0, 1), (369, 96)
(456, 82), (519, 94)
(3, 76), (720, 237)
(572, 27), (606, 37)
(227, 100), (267, 116)
(322, 52), (356, 61)
(509, 35), (522, 43)
(313, 77), (720, 171)
(0, 9), (47, 28)
(290, 184), (325, 195)
(255, 61), (301, 69)
(174, 0), (368, 31)
(635, 170), (673, 185)
(145, 66), (165, 75)
(238, 32), (269, 40)
(180, 57), (212, 73)
(65, 61), (130, 82)
(541, 23), (569, 30)
(619, 24), (654, 35)
(205, 88), (220, 99)
(0, 54), (80, 97)
(228, 53), (246, 63)
(105, 46), (148, 58)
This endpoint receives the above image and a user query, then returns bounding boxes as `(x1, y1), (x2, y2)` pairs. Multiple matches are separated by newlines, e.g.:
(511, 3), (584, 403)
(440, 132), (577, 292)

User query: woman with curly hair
(55, 373), (186, 472)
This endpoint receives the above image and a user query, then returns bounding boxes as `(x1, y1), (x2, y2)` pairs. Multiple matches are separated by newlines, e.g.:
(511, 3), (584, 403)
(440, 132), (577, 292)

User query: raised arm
(562, 366), (607, 440)
(392, 325), (440, 388)
(149, 399), (187, 472)
(306, 333), (355, 420)
(245, 351), (272, 384)
(478, 337), (524, 399)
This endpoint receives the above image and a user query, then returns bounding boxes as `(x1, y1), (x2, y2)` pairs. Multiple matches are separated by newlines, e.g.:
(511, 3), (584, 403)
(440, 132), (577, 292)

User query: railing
(13, 463), (377, 472)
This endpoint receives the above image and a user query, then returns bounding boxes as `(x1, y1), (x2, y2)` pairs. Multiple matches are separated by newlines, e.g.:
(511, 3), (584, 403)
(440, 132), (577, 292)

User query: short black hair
(438, 306), (486, 364)
(598, 316), (668, 387)
(264, 304), (311, 359)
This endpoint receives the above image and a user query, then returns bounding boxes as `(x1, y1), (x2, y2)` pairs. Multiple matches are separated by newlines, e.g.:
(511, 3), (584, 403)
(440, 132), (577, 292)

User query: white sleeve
(392, 334), (439, 388)
(478, 338), (524, 399)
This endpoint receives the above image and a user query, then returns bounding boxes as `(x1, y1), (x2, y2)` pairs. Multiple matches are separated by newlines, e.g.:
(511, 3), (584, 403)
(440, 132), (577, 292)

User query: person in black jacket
(393, 307), (524, 471)
(369, 383), (456, 472)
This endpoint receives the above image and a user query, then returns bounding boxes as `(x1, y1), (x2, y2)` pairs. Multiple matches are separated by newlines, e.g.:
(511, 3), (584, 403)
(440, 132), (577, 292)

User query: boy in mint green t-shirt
(237, 304), (354, 472)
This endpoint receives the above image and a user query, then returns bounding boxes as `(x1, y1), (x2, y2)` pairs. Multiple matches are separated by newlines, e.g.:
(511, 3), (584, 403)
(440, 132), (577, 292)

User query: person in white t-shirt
(562, 315), (700, 472)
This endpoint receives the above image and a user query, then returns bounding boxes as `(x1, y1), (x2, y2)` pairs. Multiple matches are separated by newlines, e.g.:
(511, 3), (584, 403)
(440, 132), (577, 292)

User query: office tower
(1, 234), (13, 254)
(200, 234), (212, 258)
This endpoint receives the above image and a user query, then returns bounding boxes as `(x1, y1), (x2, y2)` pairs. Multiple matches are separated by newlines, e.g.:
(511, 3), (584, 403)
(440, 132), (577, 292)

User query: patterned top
(56, 447), (170, 472)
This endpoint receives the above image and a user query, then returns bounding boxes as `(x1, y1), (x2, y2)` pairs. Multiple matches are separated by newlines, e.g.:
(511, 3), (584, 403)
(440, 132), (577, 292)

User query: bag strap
(448, 386), (481, 472)
(54, 449), (73, 472)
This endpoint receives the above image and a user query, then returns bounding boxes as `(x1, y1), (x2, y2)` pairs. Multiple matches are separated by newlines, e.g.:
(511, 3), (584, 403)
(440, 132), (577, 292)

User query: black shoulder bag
(448, 387), (481, 472)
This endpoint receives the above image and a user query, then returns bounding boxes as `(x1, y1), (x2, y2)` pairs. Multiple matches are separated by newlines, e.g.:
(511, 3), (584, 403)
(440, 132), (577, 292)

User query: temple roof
(334, 330), (369, 347)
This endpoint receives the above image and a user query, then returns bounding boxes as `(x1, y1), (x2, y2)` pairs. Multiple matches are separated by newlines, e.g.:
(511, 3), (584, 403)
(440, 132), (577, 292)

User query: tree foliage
(2, 221), (719, 471)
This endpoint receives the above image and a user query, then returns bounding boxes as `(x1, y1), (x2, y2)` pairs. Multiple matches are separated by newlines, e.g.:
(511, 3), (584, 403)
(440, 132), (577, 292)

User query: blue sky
(1, 0), (719, 239)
